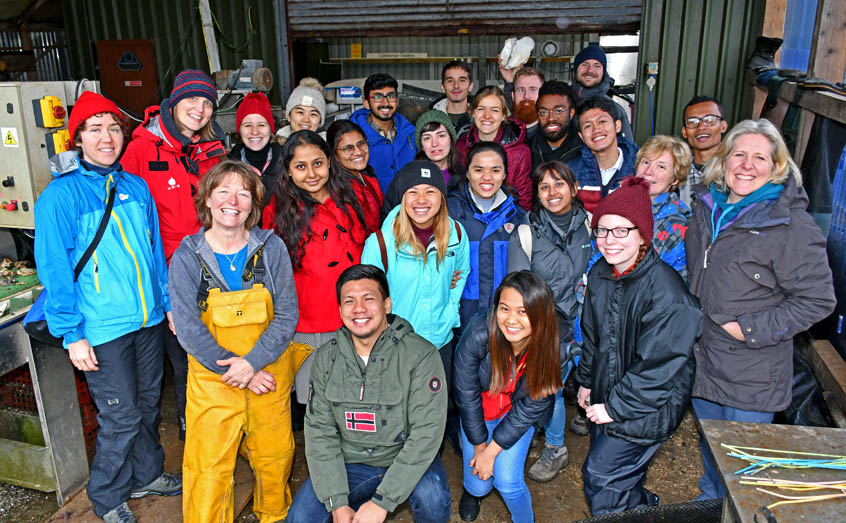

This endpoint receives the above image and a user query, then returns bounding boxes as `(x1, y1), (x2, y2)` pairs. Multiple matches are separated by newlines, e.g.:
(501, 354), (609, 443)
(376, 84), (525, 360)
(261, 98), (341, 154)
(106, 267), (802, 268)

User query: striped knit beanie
(170, 69), (217, 109)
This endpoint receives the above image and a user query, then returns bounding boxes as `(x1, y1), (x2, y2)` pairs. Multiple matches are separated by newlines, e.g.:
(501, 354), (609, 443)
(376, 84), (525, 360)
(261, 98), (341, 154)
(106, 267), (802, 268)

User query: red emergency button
(53, 106), (66, 120)
(5, 200), (18, 211)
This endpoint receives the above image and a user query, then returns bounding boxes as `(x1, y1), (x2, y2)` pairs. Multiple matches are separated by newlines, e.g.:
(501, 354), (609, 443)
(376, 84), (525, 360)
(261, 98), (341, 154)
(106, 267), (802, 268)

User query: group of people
(32, 39), (836, 523)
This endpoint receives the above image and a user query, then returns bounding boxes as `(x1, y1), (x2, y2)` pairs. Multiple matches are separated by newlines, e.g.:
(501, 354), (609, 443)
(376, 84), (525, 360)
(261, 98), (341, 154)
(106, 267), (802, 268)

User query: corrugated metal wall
(0, 31), (68, 81)
(633, 0), (765, 143)
(62, 0), (283, 104)
(288, 0), (642, 37)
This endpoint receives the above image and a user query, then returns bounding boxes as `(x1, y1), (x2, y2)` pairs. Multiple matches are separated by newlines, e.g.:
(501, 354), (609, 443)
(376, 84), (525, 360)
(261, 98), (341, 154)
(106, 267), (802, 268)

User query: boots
(747, 36), (783, 71)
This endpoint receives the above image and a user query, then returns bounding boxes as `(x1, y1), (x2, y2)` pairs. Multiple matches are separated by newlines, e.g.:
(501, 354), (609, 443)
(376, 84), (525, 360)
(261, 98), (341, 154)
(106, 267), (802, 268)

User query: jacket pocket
(738, 256), (777, 290)
(703, 342), (771, 390)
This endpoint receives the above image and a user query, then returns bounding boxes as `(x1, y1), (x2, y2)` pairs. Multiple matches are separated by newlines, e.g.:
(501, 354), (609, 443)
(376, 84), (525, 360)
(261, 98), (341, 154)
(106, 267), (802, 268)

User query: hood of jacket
(461, 117), (527, 151)
(50, 150), (126, 186)
(695, 175), (809, 231)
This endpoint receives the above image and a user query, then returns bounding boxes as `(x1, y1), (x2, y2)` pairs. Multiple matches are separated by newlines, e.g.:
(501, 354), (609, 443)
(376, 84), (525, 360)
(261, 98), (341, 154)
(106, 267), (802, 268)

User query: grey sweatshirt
(168, 227), (299, 373)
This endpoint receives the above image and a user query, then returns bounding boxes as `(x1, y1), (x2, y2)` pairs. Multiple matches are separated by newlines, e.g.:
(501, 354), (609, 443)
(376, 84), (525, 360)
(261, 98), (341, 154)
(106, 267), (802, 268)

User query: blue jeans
(544, 361), (574, 447)
(460, 417), (534, 523)
(691, 398), (774, 500)
(287, 454), (450, 523)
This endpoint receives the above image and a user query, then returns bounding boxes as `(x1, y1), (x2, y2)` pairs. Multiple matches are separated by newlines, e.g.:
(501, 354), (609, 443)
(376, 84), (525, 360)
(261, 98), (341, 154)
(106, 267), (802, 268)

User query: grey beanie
(415, 110), (457, 149)
(286, 80), (326, 126)
(392, 160), (448, 200)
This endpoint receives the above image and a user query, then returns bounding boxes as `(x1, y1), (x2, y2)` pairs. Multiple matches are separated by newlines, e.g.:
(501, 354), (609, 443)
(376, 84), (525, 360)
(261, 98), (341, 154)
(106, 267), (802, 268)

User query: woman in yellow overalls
(168, 160), (309, 522)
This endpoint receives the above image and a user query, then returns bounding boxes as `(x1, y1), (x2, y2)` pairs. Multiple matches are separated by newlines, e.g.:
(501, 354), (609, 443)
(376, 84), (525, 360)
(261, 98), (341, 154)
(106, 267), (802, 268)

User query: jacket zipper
(359, 365), (367, 401)
(92, 251), (100, 293)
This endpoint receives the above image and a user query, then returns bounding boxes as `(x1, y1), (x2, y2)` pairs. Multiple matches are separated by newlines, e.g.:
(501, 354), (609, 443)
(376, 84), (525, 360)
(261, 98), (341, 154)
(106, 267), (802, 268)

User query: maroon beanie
(68, 91), (122, 146)
(590, 176), (654, 243)
(236, 92), (275, 133)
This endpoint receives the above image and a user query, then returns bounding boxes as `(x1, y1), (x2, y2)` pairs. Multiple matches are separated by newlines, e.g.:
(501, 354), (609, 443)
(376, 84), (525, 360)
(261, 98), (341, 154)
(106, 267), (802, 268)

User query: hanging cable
(210, 5), (255, 53)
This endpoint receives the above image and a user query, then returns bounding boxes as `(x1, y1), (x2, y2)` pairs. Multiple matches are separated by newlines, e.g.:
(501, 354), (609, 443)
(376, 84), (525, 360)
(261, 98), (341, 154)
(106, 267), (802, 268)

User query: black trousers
(84, 324), (165, 516)
(582, 426), (660, 516)
(163, 326), (188, 423)
(438, 339), (462, 457)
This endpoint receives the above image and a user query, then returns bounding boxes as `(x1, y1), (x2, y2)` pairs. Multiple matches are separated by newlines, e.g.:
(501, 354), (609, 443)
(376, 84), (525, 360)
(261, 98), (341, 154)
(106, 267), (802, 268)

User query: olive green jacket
(304, 315), (447, 513)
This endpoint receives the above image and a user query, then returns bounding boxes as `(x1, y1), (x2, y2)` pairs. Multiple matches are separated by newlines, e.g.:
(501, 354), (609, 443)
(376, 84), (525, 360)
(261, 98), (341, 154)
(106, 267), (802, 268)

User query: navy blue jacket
(447, 185), (525, 331)
(566, 137), (639, 214)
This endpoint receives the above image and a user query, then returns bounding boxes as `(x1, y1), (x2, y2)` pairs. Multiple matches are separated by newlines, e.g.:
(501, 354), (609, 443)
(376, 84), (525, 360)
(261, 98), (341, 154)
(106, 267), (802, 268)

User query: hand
(721, 321), (746, 341)
(498, 56), (517, 83)
(586, 403), (614, 424)
(451, 270), (462, 289)
(67, 338), (99, 371)
(470, 441), (501, 480)
(216, 357), (255, 389)
(331, 505), (355, 523)
(166, 311), (175, 335)
(352, 501), (388, 523)
(247, 370), (276, 395)
(577, 386), (592, 409)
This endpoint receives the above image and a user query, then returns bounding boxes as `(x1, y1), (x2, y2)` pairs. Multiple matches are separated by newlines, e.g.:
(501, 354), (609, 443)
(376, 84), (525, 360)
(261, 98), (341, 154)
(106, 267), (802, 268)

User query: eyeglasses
(593, 226), (638, 238)
(684, 114), (723, 128)
(537, 106), (570, 119)
(369, 92), (397, 103)
(338, 140), (369, 154)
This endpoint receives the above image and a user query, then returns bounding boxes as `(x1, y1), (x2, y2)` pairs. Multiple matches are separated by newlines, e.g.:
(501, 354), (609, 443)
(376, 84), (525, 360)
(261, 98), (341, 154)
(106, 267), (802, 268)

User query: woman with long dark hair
(327, 119), (383, 232)
(453, 271), (565, 522)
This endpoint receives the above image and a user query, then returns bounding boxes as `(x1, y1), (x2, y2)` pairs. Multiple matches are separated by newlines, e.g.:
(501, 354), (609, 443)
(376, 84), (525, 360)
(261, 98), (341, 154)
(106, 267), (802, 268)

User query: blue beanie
(574, 44), (607, 71)
(170, 69), (217, 109)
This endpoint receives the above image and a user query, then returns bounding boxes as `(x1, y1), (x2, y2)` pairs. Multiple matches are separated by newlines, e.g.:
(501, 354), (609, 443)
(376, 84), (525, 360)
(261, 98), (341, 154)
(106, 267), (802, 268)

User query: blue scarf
(709, 182), (783, 242)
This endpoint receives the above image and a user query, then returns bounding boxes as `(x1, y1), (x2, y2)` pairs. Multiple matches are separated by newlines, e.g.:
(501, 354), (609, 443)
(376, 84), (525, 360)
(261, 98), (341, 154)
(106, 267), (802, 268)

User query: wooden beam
(805, 339), (846, 423)
(807, 0), (846, 83)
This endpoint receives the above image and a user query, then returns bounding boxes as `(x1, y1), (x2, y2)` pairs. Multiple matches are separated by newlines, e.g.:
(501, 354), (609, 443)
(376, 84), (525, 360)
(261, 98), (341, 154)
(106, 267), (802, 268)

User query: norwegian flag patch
(345, 411), (377, 432)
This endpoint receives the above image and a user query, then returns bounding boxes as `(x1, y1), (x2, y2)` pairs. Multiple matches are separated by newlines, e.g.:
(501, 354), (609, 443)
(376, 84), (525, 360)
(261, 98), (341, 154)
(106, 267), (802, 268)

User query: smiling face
(420, 124), (451, 168)
(339, 278), (392, 344)
(76, 113), (124, 167)
(335, 130), (369, 174)
(596, 214), (644, 274)
(636, 150), (677, 197)
(363, 86), (398, 122)
(442, 67), (474, 103)
(172, 96), (213, 139)
(537, 94), (574, 143)
(238, 114), (271, 151)
(467, 150), (506, 199)
(472, 94), (506, 141)
(514, 74), (543, 104)
(496, 286), (532, 352)
(725, 133), (774, 203)
(681, 101), (727, 155)
(578, 107), (621, 154)
(403, 184), (442, 229)
(289, 105), (321, 131)
(538, 170), (575, 215)
(206, 173), (252, 231)
(288, 144), (331, 203)
(576, 59), (604, 88)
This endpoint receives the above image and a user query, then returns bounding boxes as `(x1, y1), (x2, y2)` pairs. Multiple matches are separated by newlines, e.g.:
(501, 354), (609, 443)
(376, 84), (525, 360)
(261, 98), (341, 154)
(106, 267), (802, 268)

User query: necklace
(222, 252), (238, 272)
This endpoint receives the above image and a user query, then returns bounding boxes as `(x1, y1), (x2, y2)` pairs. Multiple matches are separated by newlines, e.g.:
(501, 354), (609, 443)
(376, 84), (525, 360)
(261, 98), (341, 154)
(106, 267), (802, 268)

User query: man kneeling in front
(287, 264), (450, 523)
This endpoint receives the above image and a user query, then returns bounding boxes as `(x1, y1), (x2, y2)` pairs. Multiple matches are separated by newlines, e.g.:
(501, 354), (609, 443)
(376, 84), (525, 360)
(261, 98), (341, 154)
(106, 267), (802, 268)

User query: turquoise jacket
(34, 151), (169, 347)
(361, 205), (470, 348)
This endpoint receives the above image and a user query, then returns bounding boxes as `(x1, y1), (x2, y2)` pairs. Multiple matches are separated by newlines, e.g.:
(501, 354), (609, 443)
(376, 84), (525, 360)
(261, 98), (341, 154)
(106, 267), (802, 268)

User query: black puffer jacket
(454, 314), (565, 450)
(575, 249), (701, 446)
(685, 178), (836, 411)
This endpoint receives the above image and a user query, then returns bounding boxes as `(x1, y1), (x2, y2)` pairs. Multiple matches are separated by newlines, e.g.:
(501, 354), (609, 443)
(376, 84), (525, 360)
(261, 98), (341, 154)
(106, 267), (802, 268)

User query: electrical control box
(0, 81), (100, 229)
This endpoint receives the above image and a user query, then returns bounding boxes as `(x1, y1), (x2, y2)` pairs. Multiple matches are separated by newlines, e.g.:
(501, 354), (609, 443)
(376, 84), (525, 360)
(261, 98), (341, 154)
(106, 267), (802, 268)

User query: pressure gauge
(541, 40), (559, 58)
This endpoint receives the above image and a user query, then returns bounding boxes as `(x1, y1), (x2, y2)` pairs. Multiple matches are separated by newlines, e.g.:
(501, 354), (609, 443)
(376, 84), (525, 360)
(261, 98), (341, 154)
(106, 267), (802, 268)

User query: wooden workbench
(700, 419), (846, 522)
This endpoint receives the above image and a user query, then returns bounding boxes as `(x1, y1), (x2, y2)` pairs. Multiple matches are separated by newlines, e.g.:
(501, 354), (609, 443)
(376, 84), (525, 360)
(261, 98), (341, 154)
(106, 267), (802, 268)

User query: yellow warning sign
(1, 127), (19, 147)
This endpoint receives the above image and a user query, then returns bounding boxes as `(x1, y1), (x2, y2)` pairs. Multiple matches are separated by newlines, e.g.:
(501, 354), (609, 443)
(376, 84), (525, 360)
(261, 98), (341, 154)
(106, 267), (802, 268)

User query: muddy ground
(2, 368), (704, 523)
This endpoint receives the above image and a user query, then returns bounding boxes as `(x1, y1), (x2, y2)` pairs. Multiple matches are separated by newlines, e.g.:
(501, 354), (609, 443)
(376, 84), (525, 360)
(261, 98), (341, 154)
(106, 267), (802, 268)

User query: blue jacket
(34, 152), (169, 347)
(566, 137), (639, 213)
(651, 191), (690, 282)
(361, 205), (470, 348)
(447, 185), (525, 331)
(350, 108), (417, 192)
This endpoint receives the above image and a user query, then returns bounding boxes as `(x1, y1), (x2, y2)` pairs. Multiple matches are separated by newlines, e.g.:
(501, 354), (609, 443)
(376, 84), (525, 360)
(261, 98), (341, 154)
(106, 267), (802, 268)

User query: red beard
(513, 100), (537, 125)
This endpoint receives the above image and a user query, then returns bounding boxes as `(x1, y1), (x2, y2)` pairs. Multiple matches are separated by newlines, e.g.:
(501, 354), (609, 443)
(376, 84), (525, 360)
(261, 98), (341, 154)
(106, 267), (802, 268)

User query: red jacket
(262, 193), (367, 333)
(348, 168), (384, 233)
(456, 118), (533, 211)
(121, 99), (226, 261)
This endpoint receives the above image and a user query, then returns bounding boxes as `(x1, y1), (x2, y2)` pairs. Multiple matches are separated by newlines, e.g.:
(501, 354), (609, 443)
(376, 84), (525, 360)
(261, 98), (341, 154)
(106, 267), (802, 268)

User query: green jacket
(304, 315), (447, 513)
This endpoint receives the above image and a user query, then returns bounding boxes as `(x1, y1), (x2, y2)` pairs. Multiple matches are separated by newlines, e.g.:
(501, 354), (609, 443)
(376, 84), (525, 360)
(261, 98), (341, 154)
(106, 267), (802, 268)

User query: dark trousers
(438, 339), (461, 457)
(287, 454), (451, 523)
(163, 327), (188, 424)
(582, 426), (660, 516)
(84, 324), (165, 516)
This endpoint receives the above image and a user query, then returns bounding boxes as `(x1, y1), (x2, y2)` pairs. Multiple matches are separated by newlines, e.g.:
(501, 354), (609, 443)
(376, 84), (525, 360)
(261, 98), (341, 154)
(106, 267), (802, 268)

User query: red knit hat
(590, 176), (654, 244)
(68, 91), (122, 144)
(236, 92), (275, 133)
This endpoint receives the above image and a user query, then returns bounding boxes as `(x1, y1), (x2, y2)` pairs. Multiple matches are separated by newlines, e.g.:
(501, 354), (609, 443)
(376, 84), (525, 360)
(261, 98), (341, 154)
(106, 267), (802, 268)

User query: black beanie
(391, 160), (448, 200)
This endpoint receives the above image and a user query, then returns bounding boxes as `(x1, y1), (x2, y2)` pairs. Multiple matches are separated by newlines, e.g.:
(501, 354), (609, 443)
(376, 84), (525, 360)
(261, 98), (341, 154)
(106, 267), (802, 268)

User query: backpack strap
(517, 223), (532, 262)
(376, 229), (388, 272)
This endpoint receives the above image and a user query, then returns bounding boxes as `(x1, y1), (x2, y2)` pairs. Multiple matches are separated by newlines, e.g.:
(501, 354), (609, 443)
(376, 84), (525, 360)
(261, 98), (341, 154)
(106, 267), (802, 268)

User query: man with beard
(351, 73), (417, 191)
(501, 66), (545, 142)
(529, 80), (583, 170)
(573, 44), (633, 141)
(678, 95), (728, 205)
(432, 60), (474, 134)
